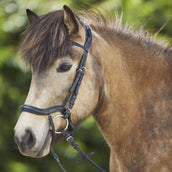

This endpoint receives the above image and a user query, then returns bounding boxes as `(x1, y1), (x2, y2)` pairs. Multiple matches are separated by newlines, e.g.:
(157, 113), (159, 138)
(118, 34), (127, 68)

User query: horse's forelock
(21, 10), (71, 72)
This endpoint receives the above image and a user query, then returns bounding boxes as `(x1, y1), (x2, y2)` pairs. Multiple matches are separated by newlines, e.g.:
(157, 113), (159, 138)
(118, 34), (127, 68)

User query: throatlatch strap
(72, 41), (88, 52)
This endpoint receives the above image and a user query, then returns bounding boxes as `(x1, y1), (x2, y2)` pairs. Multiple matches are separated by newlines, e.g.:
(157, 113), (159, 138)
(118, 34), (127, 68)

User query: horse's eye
(56, 63), (72, 72)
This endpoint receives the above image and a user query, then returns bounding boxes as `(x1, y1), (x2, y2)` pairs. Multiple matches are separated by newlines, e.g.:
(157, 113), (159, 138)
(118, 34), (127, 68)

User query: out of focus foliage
(0, 0), (171, 172)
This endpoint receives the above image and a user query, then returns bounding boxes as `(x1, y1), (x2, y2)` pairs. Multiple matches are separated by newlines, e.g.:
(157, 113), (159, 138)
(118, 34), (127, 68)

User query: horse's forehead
(21, 11), (71, 72)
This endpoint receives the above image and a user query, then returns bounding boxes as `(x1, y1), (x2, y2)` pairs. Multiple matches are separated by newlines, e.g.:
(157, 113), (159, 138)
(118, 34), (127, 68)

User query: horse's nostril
(23, 129), (36, 149)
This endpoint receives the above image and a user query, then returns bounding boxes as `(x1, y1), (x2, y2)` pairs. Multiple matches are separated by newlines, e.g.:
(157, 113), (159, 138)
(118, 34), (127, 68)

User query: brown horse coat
(14, 6), (172, 172)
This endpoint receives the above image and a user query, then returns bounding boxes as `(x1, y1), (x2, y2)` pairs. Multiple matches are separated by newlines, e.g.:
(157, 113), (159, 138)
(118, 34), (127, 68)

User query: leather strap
(20, 104), (65, 115)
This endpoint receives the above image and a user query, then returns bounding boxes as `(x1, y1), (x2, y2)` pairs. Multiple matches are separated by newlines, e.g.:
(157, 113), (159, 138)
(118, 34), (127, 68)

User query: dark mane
(21, 10), (71, 72)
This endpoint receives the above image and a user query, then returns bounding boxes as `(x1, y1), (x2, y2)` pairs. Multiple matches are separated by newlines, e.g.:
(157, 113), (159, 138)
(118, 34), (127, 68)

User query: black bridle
(20, 24), (106, 172)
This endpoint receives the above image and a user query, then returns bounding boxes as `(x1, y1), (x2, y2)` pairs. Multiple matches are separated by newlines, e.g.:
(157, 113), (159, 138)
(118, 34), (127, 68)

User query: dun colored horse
(14, 5), (172, 172)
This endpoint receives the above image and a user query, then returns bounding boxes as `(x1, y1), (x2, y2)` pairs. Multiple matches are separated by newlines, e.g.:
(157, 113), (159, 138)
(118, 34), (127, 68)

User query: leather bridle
(20, 24), (106, 172)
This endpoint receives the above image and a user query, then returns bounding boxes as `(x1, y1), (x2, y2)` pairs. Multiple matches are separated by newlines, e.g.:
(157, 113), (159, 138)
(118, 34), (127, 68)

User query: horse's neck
(91, 31), (138, 147)
(91, 29), (170, 149)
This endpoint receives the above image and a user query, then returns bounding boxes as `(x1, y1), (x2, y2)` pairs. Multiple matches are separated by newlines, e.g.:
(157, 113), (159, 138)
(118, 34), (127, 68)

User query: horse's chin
(19, 132), (52, 158)
(35, 134), (63, 157)
(35, 132), (52, 158)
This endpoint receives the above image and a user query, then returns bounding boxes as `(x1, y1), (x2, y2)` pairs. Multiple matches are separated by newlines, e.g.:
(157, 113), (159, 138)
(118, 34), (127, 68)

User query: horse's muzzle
(14, 128), (52, 157)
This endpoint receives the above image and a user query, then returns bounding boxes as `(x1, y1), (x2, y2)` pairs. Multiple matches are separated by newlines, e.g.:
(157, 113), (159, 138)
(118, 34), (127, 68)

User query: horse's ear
(63, 5), (82, 36)
(26, 9), (39, 23)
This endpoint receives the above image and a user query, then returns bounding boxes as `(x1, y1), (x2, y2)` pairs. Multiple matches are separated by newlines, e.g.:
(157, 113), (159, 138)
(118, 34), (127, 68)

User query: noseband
(20, 24), (106, 172)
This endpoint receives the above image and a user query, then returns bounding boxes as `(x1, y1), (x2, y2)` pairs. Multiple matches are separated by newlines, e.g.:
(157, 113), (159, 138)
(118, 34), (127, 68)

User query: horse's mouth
(36, 131), (52, 157)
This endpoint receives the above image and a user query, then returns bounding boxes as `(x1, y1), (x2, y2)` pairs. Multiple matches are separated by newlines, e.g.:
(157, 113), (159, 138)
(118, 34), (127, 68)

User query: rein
(20, 24), (106, 172)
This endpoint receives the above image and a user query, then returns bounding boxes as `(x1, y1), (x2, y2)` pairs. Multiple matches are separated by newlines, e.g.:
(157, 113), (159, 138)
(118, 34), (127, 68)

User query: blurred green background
(0, 0), (171, 172)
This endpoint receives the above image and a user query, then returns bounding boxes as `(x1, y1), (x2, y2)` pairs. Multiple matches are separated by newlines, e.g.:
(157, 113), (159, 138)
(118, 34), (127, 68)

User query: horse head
(14, 5), (100, 158)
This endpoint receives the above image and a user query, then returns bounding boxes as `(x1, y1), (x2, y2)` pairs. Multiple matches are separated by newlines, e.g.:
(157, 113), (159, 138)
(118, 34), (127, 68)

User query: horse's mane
(82, 11), (172, 59)
(21, 10), (71, 72)
(21, 9), (172, 72)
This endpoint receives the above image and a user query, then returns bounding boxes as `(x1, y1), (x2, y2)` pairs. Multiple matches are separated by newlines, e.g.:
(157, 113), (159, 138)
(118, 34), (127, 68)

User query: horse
(14, 5), (172, 172)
